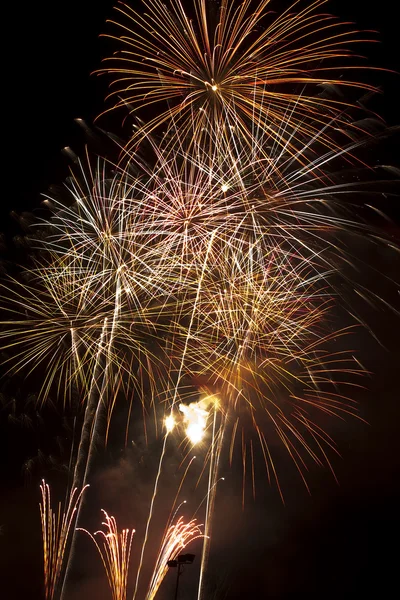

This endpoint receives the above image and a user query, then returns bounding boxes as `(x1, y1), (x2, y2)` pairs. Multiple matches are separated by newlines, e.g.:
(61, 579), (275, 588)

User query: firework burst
(79, 511), (135, 600)
(40, 481), (88, 600)
(1, 2), (398, 599)
(100, 0), (379, 157)
(78, 508), (202, 600)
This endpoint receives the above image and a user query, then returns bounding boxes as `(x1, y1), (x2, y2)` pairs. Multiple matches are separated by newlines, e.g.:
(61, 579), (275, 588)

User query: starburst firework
(100, 0), (379, 158)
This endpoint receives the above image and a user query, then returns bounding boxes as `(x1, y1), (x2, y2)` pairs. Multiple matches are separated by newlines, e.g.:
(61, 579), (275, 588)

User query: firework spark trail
(197, 404), (226, 600)
(160, 395), (225, 600)
(59, 317), (110, 600)
(164, 396), (226, 600)
(78, 511), (135, 600)
(145, 515), (204, 600)
(40, 481), (88, 600)
(132, 431), (169, 600)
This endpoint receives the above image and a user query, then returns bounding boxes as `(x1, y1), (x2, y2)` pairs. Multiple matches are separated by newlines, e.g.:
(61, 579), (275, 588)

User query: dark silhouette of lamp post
(167, 553), (195, 600)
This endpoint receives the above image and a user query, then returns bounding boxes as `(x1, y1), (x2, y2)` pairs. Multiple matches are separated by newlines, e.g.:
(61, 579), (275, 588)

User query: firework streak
(78, 511), (134, 600)
(40, 481), (88, 600)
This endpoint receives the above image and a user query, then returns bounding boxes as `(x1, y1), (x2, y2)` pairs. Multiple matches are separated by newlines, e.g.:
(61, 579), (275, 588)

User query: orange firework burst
(99, 0), (378, 157)
(157, 103), (395, 501)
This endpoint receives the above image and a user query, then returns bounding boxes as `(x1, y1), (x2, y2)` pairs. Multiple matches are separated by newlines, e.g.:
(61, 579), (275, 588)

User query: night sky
(1, 1), (399, 599)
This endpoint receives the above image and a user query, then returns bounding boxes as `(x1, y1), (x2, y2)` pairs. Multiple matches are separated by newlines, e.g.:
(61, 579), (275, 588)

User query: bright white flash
(165, 414), (175, 432)
(179, 401), (209, 444)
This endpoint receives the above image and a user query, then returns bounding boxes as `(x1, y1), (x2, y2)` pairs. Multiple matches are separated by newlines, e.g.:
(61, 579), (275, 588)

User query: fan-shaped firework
(79, 511), (135, 600)
(40, 481), (88, 600)
(145, 514), (203, 600)
(78, 508), (202, 600)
